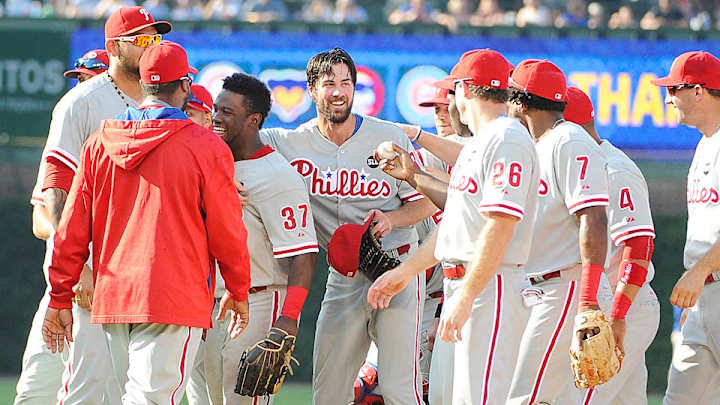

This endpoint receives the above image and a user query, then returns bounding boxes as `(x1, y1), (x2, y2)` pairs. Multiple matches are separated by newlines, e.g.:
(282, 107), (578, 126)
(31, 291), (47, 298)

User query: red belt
(529, 270), (561, 285)
(249, 286), (268, 294)
(443, 264), (465, 279)
(706, 274), (717, 284)
(429, 291), (443, 299)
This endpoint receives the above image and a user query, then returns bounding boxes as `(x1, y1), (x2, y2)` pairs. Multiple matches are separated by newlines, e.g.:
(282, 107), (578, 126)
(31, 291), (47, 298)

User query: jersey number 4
(282, 204), (309, 230)
(619, 187), (635, 211)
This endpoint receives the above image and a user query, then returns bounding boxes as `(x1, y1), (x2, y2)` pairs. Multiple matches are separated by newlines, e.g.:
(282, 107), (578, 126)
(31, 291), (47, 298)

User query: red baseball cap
(63, 49), (109, 79)
(327, 212), (376, 277)
(564, 87), (595, 125)
(509, 59), (567, 102)
(188, 84), (213, 113)
(419, 87), (450, 107)
(651, 51), (720, 90)
(105, 6), (172, 39)
(139, 41), (193, 84)
(450, 49), (512, 90)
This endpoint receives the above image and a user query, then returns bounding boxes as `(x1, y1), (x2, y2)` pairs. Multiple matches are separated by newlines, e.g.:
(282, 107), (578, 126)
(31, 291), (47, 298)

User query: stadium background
(0, 13), (709, 402)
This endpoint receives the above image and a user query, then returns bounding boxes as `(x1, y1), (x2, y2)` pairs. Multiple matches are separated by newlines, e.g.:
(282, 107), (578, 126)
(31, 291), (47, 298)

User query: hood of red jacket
(100, 107), (194, 170)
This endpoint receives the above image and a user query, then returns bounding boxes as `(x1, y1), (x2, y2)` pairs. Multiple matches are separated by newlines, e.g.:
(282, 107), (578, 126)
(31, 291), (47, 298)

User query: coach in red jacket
(42, 41), (252, 403)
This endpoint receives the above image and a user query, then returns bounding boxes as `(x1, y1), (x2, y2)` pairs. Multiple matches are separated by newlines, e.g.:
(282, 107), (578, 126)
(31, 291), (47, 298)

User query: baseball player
(260, 47), (436, 405)
(43, 40), (252, 403)
(16, 9), (170, 405)
(185, 84), (214, 128)
(202, 73), (319, 404)
(504, 60), (612, 404)
(369, 49), (540, 404)
(651, 51), (720, 404)
(564, 86), (660, 404)
(63, 49), (109, 84)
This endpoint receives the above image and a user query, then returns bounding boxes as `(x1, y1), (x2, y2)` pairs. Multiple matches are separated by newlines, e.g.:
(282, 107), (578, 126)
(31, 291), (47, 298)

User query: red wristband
(579, 263), (604, 306)
(280, 285), (309, 320)
(610, 290), (632, 319)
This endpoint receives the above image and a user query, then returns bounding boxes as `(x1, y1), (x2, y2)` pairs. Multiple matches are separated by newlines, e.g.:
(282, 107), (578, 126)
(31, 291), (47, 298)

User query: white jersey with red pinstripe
(525, 121), (610, 276)
(575, 140), (660, 405)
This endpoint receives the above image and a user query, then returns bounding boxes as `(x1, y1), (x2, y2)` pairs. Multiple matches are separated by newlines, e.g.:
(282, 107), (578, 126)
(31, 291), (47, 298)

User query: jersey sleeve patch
(273, 242), (320, 259)
(566, 194), (610, 214)
(611, 225), (656, 246)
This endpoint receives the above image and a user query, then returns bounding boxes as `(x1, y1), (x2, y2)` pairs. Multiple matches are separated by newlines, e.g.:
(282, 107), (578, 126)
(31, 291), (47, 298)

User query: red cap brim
(189, 66), (198, 74)
(187, 101), (211, 113)
(63, 68), (104, 78)
(121, 20), (173, 36)
(650, 75), (684, 87)
(419, 97), (450, 107)
(433, 77), (457, 91)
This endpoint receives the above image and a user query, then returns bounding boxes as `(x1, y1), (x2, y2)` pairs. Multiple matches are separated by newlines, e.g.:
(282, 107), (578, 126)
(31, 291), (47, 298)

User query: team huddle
(11, 5), (720, 405)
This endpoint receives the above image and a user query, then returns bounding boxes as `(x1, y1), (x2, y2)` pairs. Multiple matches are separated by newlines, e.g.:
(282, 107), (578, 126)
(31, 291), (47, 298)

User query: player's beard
(181, 91), (190, 112)
(116, 46), (141, 79)
(318, 96), (354, 124)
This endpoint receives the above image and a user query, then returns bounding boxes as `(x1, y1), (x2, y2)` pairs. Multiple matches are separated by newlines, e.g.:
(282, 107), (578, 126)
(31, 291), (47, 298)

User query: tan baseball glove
(235, 327), (298, 397)
(569, 309), (623, 389)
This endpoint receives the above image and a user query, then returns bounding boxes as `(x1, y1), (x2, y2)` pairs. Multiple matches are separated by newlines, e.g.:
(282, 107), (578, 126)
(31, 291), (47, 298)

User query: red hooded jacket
(48, 107), (251, 328)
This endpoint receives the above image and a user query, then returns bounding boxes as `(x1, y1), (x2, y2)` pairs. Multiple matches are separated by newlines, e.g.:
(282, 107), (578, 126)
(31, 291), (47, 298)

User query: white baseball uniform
(575, 140), (660, 404)
(189, 146), (319, 405)
(508, 121), (612, 405)
(433, 116), (539, 404)
(14, 72), (132, 405)
(664, 129), (720, 404)
(261, 115), (427, 405)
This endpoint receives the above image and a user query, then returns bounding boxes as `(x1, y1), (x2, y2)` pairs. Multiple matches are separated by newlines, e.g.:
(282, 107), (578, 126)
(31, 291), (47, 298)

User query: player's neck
(230, 133), (264, 161)
(108, 64), (143, 102)
(467, 100), (505, 135)
(697, 115), (720, 138)
(526, 111), (564, 141)
(316, 113), (356, 146)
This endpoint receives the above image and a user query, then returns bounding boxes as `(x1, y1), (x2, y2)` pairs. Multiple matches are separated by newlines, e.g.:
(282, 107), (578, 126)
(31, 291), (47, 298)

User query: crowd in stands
(1, 0), (717, 32)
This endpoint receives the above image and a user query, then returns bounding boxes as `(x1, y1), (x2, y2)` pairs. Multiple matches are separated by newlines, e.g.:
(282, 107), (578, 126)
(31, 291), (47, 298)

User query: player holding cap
(42, 40), (252, 403)
(651, 51), (720, 404)
(202, 72), (319, 404)
(504, 60), (612, 404)
(368, 49), (540, 404)
(16, 6), (170, 405)
(186, 84), (214, 128)
(261, 47), (436, 405)
(63, 49), (110, 83)
(564, 87), (660, 404)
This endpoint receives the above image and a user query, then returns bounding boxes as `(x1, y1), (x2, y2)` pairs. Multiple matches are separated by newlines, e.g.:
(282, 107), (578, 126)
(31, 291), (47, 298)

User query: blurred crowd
(2, 0), (719, 32)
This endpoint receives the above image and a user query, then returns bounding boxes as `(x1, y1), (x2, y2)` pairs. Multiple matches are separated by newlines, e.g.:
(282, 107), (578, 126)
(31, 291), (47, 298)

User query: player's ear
(106, 40), (119, 57)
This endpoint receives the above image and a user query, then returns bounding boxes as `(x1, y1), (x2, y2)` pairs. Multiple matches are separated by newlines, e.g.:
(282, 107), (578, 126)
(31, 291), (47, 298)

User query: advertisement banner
(72, 28), (719, 152)
(1, 29), (70, 144)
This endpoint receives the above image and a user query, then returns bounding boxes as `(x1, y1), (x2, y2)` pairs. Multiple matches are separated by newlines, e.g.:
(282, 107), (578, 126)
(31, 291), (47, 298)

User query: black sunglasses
(73, 57), (107, 70)
(668, 83), (703, 95)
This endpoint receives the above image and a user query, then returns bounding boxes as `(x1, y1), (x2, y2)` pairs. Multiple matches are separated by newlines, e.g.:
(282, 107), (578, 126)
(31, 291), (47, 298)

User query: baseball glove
(358, 221), (402, 281)
(235, 327), (298, 397)
(569, 309), (623, 389)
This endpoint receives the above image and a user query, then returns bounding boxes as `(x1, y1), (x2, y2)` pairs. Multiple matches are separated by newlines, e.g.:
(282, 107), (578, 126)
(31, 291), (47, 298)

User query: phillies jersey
(601, 141), (656, 286)
(260, 115), (423, 250)
(234, 146), (319, 287)
(684, 131), (720, 270)
(435, 116), (539, 265)
(42, 72), (138, 173)
(525, 121), (609, 276)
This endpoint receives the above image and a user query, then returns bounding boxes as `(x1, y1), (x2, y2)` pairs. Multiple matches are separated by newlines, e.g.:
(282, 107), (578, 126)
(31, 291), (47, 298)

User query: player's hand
(377, 143), (419, 183)
(234, 180), (249, 206)
(365, 209), (392, 239)
(574, 304), (601, 352)
(273, 315), (298, 337)
(367, 265), (413, 309)
(428, 317), (440, 352)
(217, 292), (249, 339)
(42, 308), (73, 353)
(609, 317), (627, 355)
(670, 269), (707, 308)
(71, 264), (94, 311)
(437, 296), (472, 343)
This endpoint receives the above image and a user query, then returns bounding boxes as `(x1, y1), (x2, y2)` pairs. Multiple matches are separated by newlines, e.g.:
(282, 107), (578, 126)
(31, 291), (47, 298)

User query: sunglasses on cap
(108, 33), (162, 48)
(668, 83), (703, 96)
(74, 57), (108, 70)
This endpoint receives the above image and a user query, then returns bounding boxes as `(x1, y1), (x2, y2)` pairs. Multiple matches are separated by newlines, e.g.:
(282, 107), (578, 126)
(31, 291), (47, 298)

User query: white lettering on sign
(0, 59), (64, 95)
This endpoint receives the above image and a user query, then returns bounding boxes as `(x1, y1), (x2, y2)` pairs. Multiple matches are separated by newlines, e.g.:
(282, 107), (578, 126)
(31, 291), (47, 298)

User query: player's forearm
(405, 171), (448, 210)
(689, 239), (720, 277)
(458, 214), (517, 302)
(396, 124), (464, 165)
(386, 197), (437, 228)
(32, 205), (53, 240)
(285, 252), (317, 291)
(43, 187), (68, 230)
(576, 206), (608, 266)
(394, 228), (440, 277)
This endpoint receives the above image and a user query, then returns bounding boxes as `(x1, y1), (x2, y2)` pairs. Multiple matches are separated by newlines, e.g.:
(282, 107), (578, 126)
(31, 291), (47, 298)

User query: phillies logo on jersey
(448, 174), (479, 194)
(290, 158), (392, 199)
(687, 178), (720, 205)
